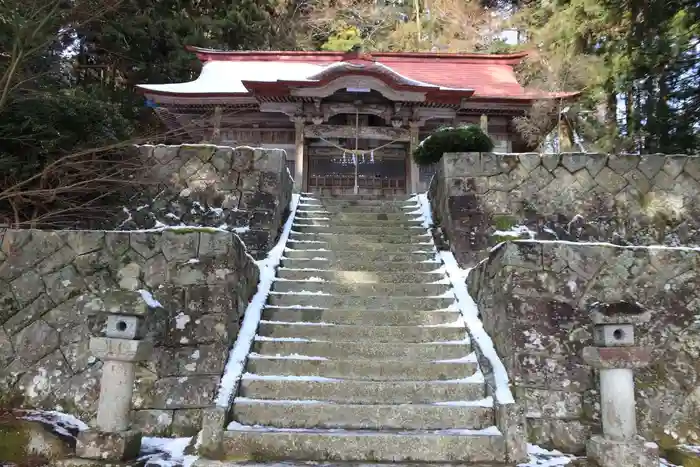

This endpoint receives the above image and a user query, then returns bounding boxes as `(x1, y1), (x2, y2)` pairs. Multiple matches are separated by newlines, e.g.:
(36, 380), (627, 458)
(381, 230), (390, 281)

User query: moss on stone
(0, 417), (31, 462)
(492, 215), (517, 231)
(492, 234), (521, 244)
(666, 445), (700, 467)
(165, 226), (220, 235)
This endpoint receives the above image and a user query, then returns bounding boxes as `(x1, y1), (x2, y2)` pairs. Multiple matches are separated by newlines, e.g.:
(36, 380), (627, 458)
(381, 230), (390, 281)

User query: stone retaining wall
(467, 241), (700, 453)
(0, 228), (259, 436)
(122, 145), (292, 259)
(429, 152), (700, 266)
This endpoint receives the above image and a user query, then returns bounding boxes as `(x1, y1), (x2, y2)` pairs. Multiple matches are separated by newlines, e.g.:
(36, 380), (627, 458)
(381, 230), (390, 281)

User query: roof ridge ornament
(342, 47), (375, 63)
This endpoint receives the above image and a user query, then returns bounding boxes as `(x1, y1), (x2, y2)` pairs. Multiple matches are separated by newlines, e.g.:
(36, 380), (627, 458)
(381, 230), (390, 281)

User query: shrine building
(137, 46), (577, 195)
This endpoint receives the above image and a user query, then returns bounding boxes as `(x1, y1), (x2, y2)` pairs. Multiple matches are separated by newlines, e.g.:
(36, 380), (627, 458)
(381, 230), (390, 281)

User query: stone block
(76, 429), (142, 461)
(89, 337), (153, 362)
(3, 292), (53, 335)
(105, 315), (145, 340)
(144, 375), (219, 409)
(197, 406), (227, 459)
(582, 346), (653, 369)
(172, 408), (203, 436)
(132, 409), (173, 436)
(518, 388), (583, 419)
(561, 153), (588, 173)
(586, 435), (658, 467)
(13, 319), (60, 364)
(593, 324), (635, 347)
(495, 402), (528, 463)
(10, 269), (44, 306)
(161, 231), (200, 262)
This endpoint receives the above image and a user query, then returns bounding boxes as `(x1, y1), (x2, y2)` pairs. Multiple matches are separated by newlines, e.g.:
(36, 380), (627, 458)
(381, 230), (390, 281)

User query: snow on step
(261, 307), (462, 326)
(232, 399), (495, 431)
(238, 378), (487, 404)
(222, 428), (506, 463)
(251, 339), (472, 360)
(256, 321), (467, 343)
(245, 356), (478, 381)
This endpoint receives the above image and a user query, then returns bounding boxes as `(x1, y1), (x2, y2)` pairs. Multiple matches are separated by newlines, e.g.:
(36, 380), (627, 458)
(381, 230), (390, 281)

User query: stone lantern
(582, 302), (659, 467)
(73, 289), (155, 464)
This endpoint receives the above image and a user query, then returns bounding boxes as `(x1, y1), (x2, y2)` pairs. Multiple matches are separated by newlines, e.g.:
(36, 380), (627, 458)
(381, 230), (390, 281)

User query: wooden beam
(304, 124), (410, 141)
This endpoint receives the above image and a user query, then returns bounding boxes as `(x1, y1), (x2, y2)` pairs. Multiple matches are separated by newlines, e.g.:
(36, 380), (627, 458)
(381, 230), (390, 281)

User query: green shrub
(412, 125), (494, 166)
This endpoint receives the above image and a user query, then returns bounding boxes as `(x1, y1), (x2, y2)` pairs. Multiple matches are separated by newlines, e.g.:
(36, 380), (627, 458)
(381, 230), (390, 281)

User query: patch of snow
(435, 352), (478, 363)
(411, 193), (434, 228)
(519, 444), (575, 466)
(432, 396), (493, 407)
(139, 436), (198, 467)
(420, 317), (465, 328)
(440, 368), (486, 383)
(429, 277), (451, 284)
(271, 290), (331, 295)
(138, 289), (163, 308)
(241, 373), (340, 382)
(440, 251), (516, 404)
(492, 225), (536, 239)
(248, 352), (328, 360)
(233, 226), (250, 234)
(213, 194), (300, 408)
(174, 312), (191, 330)
(18, 410), (89, 439)
(259, 320), (333, 326)
(518, 238), (700, 252)
(275, 276), (327, 282)
(254, 336), (315, 342)
(185, 259), (200, 264)
(235, 397), (326, 405)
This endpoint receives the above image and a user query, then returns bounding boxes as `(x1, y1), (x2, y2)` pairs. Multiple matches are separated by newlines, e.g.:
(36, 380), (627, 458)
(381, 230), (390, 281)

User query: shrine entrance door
(307, 145), (407, 196)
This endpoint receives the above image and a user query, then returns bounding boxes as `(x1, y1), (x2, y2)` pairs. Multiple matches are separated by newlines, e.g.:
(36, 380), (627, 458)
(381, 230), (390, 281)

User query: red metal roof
(139, 47), (579, 102)
(181, 47), (575, 101)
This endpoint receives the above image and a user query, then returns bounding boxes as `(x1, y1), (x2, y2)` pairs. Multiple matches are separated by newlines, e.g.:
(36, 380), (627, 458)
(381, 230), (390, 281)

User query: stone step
(293, 218), (423, 228)
(282, 249), (436, 263)
(267, 293), (455, 310)
(304, 194), (412, 201)
(295, 211), (419, 222)
(289, 232), (430, 244)
(239, 378), (486, 404)
(257, 322), (466, 343)
(271, 281), (450, 297)
(261, 307), (462, 326)
(276, 268), (443, 284)
(310, 198), (414, 206)
(286, 240), (432, 252)
(232, 400), (494, 431)
(245, 356), (478, 381)
(221, 429), (505, 463)
(292, 224), (426, 236)
(279, 258), (442, 272)
(252, 339), (471, 360)
(296, 205), (417, 214)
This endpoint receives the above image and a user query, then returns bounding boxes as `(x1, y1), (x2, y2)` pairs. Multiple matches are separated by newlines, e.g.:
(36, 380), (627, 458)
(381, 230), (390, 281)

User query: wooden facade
(138, 48), (578, 195)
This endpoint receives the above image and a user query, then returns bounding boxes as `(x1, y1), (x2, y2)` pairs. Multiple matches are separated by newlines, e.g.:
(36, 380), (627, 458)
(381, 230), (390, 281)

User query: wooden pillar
(480, 114), (489, 134)
(409, 120), (421, 194)
(558, 117), (574, 152)
(292, 116), (306, 192)
(211, 106), (223, 144)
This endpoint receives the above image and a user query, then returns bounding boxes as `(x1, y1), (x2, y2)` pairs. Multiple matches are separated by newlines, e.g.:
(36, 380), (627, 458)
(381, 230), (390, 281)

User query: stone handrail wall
(0, 228), (259, 436)
(124, 145), (293, 259)
(429, 152), (700, 266)
(467, 241), (700, 454)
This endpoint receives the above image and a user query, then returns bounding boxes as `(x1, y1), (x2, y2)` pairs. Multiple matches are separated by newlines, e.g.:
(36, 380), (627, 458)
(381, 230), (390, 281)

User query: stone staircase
(220, 195), (512, 464)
